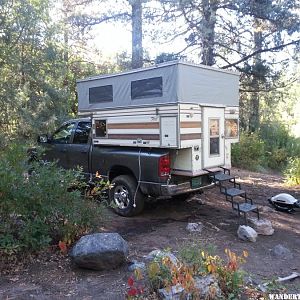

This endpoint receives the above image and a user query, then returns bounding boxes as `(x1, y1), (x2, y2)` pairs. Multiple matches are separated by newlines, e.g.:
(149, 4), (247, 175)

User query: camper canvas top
(77, 60), (240, 113)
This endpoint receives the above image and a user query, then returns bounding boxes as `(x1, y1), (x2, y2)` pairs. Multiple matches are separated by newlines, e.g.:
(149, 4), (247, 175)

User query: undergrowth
(284, 157), (300, 186)
(0, 143), (108, 258)
(232, 122), (300, 180)
(145, 244), (248, 299)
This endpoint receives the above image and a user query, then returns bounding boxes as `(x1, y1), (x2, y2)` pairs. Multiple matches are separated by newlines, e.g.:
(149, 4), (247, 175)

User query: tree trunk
(63, 0), (69, 64)
(249, 18), (263, 132)
(131, 0), (143, 69)
(200, 0), (217, 66)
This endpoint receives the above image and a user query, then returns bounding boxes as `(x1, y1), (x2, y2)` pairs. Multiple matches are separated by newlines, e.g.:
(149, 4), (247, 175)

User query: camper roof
(76, 60), (239, 83)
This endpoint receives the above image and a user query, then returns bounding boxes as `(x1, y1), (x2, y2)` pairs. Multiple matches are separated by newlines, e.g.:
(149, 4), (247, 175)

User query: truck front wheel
(109, 175), (145, 217)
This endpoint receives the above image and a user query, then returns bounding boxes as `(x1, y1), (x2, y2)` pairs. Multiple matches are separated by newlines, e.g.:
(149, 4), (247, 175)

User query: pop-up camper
(77, 61), (239, 176)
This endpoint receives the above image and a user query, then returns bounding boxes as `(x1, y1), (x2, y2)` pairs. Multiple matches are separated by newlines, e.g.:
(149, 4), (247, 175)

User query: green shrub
(232, 122), (300, 172)
(0, 143), (106, 257)
(284, 157), (300, 186)
(232, 131), (265, 171)
(259, 122), (300, 170)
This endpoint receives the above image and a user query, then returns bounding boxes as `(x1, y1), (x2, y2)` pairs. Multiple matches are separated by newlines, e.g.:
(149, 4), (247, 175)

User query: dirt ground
(0, 168), (299, 299)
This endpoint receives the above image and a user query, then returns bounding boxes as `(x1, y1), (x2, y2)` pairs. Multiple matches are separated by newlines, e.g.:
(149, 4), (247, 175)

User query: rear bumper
(140, 180), (215, 197)
(160, 182), (215, 196)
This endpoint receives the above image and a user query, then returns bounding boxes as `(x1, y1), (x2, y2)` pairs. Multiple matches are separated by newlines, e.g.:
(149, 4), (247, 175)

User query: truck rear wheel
(109, 175), (145, 217)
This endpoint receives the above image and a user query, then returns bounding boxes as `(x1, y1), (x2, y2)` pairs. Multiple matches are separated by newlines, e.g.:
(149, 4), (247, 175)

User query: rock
(186, 222), (204, 233)
(248, 217), (274, 236)
(158, 284), (185, 300)
(145, 250), (179, 266)
(271, 244), (293, 260)
(237, 225), (258, 242)
(188, 194), (205, 205)
(70, 233), (128, 270)
(128, 260), (146, 272)
(219, 222), (230, 226)
(194, 275), (222, 299)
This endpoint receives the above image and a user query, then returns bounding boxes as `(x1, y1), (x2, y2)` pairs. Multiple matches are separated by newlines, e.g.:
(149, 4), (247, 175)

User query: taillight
(159, 154), (170, 178)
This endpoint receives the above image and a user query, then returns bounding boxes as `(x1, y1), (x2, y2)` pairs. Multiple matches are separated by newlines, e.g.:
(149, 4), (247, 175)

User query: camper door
(202, 107), (225, 168)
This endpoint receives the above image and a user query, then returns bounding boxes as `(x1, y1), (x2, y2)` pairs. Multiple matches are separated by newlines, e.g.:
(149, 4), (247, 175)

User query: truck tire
(109, 175), (145, 217)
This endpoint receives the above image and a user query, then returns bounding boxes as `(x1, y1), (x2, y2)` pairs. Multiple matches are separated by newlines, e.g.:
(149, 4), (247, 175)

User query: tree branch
(222, 39), (300, 69)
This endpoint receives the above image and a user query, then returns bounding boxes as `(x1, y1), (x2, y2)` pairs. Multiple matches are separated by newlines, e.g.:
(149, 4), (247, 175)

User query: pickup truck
(38, 118), (213, 217)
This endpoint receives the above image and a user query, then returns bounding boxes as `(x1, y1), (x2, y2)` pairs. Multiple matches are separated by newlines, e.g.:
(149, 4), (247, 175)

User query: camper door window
(89, 85), (113, 103)
(209, 119), (220, 156)
(131, 77), (163, 100)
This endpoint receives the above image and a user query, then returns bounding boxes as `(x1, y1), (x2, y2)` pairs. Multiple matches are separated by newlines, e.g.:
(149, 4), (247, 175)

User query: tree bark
(200, 0), (217, 66)
(249, 16), (263, 132)
(62, 0), (69, 64)
(131, 0), (143, 69)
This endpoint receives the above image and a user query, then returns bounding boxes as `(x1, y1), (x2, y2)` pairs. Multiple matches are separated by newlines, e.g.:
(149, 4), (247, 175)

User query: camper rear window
(131, 77), (163, 100)
(89, 85), (113, 103)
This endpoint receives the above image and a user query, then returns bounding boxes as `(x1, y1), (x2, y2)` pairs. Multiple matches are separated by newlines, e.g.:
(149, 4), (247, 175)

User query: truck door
(202, 107), (225, 168)
(44, 121), (76, 169)
(68, 121), (91, 175)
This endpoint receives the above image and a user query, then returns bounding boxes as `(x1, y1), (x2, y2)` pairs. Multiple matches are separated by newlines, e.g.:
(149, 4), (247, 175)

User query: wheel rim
(113, 185), (130, 209)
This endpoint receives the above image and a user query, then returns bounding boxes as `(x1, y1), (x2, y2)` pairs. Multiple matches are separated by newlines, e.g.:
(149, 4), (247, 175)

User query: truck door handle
(80, 150), (88, 154)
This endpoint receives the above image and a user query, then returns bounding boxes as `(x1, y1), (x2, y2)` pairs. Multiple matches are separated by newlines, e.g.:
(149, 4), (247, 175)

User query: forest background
(1, 0), (300, 260)
(0, 0), (300, 176)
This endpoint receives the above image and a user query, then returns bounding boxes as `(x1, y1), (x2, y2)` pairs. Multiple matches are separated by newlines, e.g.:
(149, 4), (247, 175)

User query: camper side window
(95, 120), (107, 137)
(225, 119), (238, 138)
(89, 85), (113, 103)
(131, 77), (163, 100)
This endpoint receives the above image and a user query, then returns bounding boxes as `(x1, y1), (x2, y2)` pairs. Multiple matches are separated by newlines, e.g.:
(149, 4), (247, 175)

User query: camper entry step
(210, 173), (235, 182)
(233, 203), (258, 213)
(224, 188), (246, 197)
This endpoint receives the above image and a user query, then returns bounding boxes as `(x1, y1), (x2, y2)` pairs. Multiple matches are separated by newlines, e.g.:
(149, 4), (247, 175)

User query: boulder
(158, 276), (222, 300)
(194, 275), (222, 299)
(237, 225), (258, 242)
(271, 244), (293, 260)
(248, 217), (274, 236)
(158, 284), (185, 300)
(145, 250), (179, 266)
(128, 260), (146, 272)
(186, 222), (204, 233)
(70, 233), (128, 270)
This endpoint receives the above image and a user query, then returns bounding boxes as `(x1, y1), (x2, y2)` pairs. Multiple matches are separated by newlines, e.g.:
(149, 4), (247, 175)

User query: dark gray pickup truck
(38, 118), (213, 216)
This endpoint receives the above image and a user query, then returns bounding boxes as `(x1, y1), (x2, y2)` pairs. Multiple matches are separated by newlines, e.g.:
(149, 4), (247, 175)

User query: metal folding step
(232, 202), (260, 224)
(221, 187), (246, 197)
(207, 166), (260, 223)
(210, 172), (235, 182)
(233, 202), (258, 213)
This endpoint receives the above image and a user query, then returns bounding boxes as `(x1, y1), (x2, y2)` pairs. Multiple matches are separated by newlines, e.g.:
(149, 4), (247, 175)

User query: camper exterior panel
(224, 106), (239, 168)
(177, 63), (239, 106)
(160, 116), (178, 147)
(170, 145), (202, 176)
(88, 105), (179, 117)
(77, 64), (178, 112)
(179, 105), (202, 148)
(93, 139), (161, 147)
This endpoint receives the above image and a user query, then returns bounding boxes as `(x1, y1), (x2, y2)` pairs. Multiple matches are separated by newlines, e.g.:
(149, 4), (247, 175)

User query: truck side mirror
(37, 134), (49, 143)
